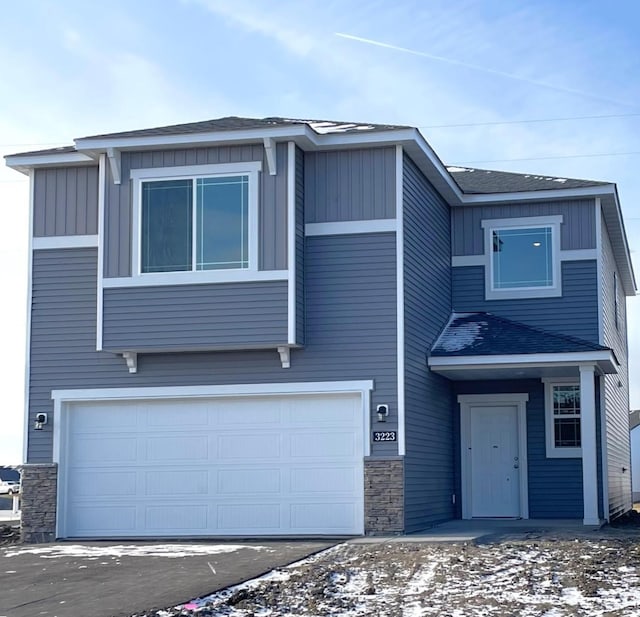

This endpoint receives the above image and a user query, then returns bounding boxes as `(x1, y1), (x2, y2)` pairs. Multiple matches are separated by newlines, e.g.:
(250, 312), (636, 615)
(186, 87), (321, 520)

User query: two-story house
(6, 117), (635, 542)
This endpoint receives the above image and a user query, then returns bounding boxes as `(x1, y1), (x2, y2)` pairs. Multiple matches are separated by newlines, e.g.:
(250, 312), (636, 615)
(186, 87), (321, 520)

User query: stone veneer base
(20, 463), (58, 543)
(364, 458), (404, 534)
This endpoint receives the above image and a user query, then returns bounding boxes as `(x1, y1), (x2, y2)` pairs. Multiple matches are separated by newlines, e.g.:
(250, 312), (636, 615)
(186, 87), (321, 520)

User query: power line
(420, 112), (640, 129)
(454, 151), (640, 165)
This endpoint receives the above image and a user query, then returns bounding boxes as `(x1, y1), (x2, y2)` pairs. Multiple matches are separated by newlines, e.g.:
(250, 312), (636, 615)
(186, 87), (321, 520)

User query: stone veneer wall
(364, 458), (404, 534)
(20, 463), (57, 543)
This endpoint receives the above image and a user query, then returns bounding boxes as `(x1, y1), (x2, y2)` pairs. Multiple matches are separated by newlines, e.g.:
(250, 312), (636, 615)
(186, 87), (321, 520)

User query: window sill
(102, 269), (289, 288)
(546, 447), (582, 459)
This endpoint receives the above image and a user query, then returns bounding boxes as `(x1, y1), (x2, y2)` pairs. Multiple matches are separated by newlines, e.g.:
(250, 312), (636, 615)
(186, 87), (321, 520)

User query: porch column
(580, 364), (599, 525)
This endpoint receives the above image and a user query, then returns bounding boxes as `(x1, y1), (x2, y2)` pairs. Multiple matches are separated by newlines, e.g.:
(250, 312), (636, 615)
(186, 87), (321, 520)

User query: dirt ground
(122, 526), (640, 617)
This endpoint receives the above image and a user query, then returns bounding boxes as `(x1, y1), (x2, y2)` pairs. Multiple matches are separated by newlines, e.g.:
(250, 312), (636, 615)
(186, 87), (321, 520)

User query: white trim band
(101, 269), (289, 288)
(32, 235), (99, 250)
(305, 219), (397, 236)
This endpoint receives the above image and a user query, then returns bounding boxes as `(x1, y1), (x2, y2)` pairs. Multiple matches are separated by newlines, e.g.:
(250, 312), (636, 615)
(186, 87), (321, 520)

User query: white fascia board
(74, 125), (312, 152)
(605, 189), (637, 295)
(5, 151), (95, 173)
(458, 184), (617, 206)
(428, 350), (618, 371)
(51, 380), (375, 402)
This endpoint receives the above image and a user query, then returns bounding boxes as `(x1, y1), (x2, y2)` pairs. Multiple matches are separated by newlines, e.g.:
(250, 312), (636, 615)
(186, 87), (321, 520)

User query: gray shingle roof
(79, 116), (410, 140)
(10, 145), (78, 157)
(431, 312), (610, 357)
(447, 166), (609, 194)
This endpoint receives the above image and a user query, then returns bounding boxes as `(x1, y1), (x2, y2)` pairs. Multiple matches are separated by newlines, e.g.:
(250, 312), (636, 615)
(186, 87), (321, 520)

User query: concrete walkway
(351, 519), (599, 543)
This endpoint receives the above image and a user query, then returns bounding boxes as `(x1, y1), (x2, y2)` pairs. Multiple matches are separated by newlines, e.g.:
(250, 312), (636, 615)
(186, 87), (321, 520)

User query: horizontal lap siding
(403, 154), (454, 531)
(451, 199), (596, 256)
(304, 148), (396, 222)
(33, 167), (99, 237)
(28, 236), (397, 462)
(102, 282), (288, 351)
(104, 144), (287, 278)
(453, 380), (583, 518)
(601, 218), (631, 518)
(452, 261), (599, 343)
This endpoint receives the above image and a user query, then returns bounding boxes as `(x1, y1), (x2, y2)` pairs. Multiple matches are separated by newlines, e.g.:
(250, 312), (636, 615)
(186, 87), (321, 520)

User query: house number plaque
(372, 431), (397, 442)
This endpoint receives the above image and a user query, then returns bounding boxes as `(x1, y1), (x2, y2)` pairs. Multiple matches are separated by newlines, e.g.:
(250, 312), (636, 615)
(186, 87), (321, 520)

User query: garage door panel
(217, 469), (281, 494)
(72, 437), (138, 463)
(217, 433), (281, 460)
(145, 436), (209, 461)
(290, 467), (358, 493)
(216, 503), (282, 530)
(145, 505), (207, 531)
(145, 470), (208, 496)
(62, 393), (364, 537)
(289, 432), (358, 458)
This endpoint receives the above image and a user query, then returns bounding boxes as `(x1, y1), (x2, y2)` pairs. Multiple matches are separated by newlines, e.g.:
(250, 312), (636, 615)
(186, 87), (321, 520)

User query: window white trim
(305, 219), (397, 236)
(481, 215), (563, 300)
(543, 378), (582, 458)
(458, 393), (529, 520)
(32, 235), (99, 250)
(101, 269), (288, 288)
(131, 162), (261, 281)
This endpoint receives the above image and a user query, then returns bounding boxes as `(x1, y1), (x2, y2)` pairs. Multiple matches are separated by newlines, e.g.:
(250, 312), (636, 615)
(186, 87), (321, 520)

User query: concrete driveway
(0, 539), (337, 617)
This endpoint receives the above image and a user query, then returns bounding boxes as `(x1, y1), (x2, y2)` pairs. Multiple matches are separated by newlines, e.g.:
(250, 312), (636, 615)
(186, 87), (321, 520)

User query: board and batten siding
(304, 148), (396, 223)
(452, 261), (600, 343)
(33, 167), (99, 237)
(451, 199), (596, 256)
(103, 143), (288, 279)
(28, 234), (398, 463)
(102, 282), (288, 352)
(600, 214), (632, 518)
(402, 154), (455, 531)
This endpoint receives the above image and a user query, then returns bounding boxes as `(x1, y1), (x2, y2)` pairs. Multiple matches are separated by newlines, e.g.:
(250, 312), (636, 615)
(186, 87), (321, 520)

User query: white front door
(469, 405), (521, 517)
(459, 393), (529, 520)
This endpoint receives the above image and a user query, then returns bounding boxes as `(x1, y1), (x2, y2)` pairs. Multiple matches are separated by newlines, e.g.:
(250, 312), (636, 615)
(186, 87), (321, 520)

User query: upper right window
(481, 216), (562, 300)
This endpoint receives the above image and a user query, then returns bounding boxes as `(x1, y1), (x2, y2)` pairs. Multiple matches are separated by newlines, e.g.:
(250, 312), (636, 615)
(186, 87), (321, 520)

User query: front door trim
(458, 393), (529, 520)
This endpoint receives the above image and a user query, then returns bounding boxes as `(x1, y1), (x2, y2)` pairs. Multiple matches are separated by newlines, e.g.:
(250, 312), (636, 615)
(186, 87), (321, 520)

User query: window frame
(481, 215), (563, 300)
(131, 162), (261, 284)
(543, 378), (582, 458)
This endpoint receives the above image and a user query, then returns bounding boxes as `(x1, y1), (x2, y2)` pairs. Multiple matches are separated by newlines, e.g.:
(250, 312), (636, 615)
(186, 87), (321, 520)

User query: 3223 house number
(372, 431), (397, 442)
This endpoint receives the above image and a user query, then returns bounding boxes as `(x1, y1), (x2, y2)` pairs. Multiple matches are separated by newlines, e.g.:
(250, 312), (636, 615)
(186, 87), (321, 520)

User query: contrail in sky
(335, 32), (633, 108)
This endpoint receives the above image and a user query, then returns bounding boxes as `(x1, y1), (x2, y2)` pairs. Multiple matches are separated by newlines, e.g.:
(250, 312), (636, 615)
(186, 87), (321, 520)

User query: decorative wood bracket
(106, 147), (121, 185)
(122, 351), (138, 373)
(277, 346), (290, 369)
(263, 137), (277, 176)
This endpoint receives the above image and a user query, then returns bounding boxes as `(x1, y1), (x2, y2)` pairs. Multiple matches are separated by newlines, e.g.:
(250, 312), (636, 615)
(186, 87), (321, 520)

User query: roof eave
(428, 349), (618, 375)
(4, 151), (94, 174)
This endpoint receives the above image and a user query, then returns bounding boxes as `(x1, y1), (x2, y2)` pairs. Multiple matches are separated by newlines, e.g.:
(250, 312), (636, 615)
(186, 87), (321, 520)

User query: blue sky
(1, 0), (640, 463)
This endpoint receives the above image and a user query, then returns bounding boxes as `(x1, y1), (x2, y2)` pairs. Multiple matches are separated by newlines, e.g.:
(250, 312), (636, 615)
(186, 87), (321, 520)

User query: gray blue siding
(452, 261), (600, 343)
(600, 215), (632, 518)
(103, 143), (288, 278)
(33, 167), (99, 237)
(102, 282), (288, 352)
(28, 234), (397, 462)
(304, 148), (396, 223)
(451, 199), (596, 256)
(402, 154), (455, 531)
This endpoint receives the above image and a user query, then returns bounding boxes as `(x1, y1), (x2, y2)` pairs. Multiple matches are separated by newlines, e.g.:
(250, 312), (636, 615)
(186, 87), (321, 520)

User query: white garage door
(60, 393), (364, 538)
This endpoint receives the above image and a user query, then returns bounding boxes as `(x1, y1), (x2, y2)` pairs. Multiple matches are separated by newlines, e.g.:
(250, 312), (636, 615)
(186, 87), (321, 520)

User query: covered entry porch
(428, 313), (619, 526)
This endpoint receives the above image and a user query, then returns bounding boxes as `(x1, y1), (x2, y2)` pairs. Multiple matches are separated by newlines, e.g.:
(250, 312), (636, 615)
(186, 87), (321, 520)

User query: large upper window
(544, 380), (582, 458)
(481, 216), (562, 300)
(131, 162), (260, 280)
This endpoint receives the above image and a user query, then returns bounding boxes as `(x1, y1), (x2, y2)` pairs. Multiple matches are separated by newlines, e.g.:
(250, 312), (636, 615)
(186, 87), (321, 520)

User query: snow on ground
(135, 538), (640, 616)
(5, 543), (269, 559)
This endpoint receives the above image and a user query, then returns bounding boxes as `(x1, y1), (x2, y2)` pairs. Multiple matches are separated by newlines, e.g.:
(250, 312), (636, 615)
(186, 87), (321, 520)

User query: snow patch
(439, 320), (486, 352)
(5, 543), (268, 559)
(447, 166), (474, 173)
